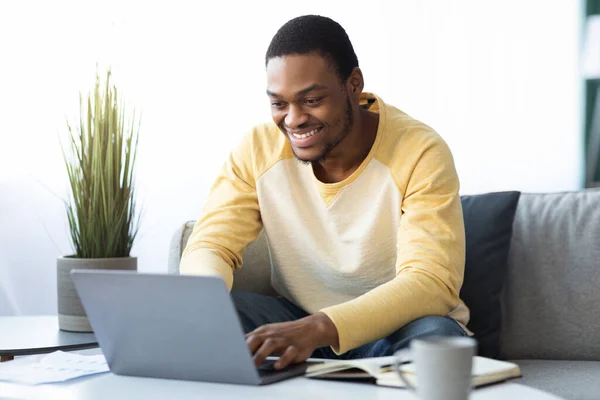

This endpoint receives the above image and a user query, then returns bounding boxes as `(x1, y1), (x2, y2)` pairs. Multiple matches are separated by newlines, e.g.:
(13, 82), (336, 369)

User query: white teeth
(291, 128), (319, 139)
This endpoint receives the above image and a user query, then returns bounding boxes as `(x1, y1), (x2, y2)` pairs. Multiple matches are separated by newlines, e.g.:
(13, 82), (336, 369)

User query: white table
(0, 375), (566, 400)
(0, 350), (565, 400)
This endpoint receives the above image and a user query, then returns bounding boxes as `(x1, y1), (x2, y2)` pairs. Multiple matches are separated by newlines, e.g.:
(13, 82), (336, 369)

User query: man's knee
(382, 316), (466, 355)
(404, 315), (467, 338)
(353, 316), (467, 358)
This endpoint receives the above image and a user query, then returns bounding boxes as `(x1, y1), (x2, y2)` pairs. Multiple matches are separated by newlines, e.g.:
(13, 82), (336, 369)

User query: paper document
(0, 351), (109, 385)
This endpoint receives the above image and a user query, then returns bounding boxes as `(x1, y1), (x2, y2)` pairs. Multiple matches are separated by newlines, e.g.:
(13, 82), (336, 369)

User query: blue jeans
(231, 290), (467, 359)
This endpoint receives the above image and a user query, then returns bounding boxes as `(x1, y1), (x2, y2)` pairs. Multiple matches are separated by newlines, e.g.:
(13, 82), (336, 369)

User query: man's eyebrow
(266, 84), (329, 98)
(266, 89), (282, 98)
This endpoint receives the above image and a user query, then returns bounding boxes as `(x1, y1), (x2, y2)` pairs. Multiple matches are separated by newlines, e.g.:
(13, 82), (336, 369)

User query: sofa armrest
(168, 221), (277, 296)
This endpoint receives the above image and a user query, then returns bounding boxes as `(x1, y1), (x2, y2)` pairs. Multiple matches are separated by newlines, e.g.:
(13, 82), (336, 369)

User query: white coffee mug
(394, 336), (477, 400)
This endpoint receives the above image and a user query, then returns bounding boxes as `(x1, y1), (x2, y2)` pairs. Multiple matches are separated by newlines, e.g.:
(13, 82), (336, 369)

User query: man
(180, 15), (469, 370)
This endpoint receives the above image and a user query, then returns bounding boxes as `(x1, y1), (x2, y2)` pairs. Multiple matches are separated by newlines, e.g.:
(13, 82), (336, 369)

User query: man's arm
(180, 132), (262, 290)
(320, 135), (466, 354)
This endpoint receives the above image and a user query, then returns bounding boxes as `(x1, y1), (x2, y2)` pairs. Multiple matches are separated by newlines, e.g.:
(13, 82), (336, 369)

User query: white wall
(0, 0), (582, 315)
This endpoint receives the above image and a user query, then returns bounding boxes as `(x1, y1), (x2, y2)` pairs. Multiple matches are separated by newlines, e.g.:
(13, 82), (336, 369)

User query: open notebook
(305, 356), (521, 388)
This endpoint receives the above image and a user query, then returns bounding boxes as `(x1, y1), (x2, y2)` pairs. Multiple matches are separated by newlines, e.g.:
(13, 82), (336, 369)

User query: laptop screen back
(71, 270), (261, 385)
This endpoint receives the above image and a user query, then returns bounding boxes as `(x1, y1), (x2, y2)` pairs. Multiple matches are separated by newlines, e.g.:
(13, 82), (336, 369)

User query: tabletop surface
(0, 372), (565, 400)
(0, 316), (97, 356)
(0, 349), (565, 400)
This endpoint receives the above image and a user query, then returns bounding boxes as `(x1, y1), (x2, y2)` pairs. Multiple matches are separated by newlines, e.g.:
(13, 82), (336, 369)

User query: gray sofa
(168, 188), (600, 400)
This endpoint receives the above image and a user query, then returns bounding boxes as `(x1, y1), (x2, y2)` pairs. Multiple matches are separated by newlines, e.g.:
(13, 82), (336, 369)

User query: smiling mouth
(289, 127), (322, 139)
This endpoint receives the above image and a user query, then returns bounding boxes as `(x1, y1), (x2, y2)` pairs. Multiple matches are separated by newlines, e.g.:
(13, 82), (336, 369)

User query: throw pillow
(459, 191), (521, 358)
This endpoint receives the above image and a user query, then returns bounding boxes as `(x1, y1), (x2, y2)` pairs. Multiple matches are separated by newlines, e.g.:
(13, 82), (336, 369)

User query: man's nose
(284, 104), (308, 128)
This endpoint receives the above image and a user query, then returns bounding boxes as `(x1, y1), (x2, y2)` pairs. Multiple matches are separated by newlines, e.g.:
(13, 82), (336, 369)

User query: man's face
(266, 53), (354, 164)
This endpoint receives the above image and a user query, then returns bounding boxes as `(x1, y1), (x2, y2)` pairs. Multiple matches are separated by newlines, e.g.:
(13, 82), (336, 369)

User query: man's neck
(312, 109), (379, 184)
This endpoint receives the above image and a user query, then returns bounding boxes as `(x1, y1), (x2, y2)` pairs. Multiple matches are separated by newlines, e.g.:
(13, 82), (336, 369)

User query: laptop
(70, 270), (310, 385)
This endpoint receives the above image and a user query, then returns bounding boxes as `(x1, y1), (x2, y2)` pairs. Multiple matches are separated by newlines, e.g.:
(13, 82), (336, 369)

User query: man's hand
(245, 312), (339, 370)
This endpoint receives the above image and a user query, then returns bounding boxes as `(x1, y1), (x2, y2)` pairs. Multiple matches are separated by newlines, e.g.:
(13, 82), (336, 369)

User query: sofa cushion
(459, 191), (521, 359)
(510, 359), (600, 400)
(499, 189), (600, 361)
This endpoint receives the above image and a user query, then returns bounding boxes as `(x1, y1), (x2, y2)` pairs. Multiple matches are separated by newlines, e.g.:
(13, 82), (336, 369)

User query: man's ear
(346, 67), (364, 101)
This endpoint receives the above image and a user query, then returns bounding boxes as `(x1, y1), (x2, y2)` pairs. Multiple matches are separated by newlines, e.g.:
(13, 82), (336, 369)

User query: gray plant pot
(57, 256), (137, 332)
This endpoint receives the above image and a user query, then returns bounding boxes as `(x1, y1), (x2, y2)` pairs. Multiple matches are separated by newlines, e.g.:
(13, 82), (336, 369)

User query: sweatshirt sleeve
(320, 135), (466, 354)
(180, 131), (263, 291)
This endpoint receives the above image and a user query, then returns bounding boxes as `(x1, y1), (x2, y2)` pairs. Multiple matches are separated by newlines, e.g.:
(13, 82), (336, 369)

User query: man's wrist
(310, 312), (339, 349)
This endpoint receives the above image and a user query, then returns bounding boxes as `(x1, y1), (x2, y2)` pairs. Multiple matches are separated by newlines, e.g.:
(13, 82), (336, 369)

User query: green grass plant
(62, 69), (140, 258)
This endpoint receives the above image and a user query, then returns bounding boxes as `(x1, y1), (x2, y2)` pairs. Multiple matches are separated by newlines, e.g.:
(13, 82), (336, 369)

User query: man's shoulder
(376, 102), (449, 168)
(374, 101), (458, 194)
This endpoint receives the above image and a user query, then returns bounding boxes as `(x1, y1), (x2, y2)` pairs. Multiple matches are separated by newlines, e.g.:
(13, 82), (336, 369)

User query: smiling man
(181, 15), (469, 369)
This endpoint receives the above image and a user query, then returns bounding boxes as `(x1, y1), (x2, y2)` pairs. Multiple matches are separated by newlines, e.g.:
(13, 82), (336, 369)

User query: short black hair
(265, 15), (359, 82)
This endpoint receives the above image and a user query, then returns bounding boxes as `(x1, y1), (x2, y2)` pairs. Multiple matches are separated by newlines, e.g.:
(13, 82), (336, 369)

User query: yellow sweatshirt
(181, 92), (469, 354)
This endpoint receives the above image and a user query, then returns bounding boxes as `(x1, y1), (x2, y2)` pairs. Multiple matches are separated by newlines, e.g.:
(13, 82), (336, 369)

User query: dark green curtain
(585, 0), (600, 187)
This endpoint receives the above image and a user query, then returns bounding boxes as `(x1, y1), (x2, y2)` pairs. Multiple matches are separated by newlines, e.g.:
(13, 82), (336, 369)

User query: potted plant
(58, 68), (140, 332)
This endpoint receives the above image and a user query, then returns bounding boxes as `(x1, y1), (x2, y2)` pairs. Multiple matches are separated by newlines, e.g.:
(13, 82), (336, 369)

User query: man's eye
(305, 98), (323, 105)
(271, 102), (286, 109)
